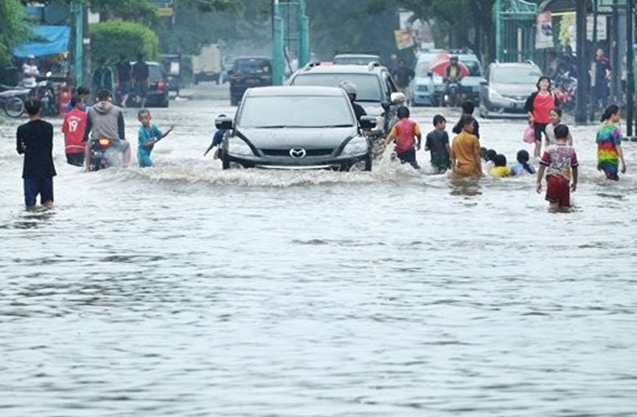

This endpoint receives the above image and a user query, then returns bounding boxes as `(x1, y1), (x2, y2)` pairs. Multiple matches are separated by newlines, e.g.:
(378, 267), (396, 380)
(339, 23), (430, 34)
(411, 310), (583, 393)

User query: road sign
(157, 7), (173, 17)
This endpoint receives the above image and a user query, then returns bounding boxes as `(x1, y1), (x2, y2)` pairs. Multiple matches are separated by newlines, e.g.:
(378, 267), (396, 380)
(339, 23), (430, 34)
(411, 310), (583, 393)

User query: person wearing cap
(340, 80), (366, 122)
(22, 55), (40, 88)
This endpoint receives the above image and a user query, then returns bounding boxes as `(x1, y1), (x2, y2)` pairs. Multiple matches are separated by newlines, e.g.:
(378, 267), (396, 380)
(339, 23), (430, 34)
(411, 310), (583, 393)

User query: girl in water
(597, 104), (627, 181)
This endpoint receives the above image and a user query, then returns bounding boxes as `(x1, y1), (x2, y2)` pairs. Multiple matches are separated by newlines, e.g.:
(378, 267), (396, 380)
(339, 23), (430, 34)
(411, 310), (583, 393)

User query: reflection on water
(0, 100), (636, 416)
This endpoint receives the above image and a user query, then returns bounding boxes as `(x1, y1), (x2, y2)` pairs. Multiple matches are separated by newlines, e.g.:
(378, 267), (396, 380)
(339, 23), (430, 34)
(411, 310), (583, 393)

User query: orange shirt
(451, 131), (481, 177)
(388, 118), (421, 154)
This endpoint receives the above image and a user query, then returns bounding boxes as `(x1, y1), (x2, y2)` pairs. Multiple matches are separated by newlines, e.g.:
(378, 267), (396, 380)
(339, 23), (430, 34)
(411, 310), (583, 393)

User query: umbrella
(429, 59), (470, 78)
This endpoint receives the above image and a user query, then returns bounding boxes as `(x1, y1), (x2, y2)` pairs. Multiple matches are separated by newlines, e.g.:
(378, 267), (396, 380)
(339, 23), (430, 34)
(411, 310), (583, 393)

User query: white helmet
(340, 80), (357, 96)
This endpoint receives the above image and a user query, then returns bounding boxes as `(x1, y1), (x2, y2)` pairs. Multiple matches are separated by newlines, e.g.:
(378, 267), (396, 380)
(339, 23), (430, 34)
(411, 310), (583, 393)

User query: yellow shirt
(489, 166), (511, 177)
(451, 131), (481, 177)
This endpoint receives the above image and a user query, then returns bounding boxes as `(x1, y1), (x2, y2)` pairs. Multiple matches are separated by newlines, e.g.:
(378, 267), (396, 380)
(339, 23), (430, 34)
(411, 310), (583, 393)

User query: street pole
(590, 0), (598, 122)
(495, 0), (502, 61)
(71, 0), (83, 88)
(612, 0), (619, 100)
(272, 0), (284, 86)
(627, 0), (634, 136)
(576, 0), (588, 124)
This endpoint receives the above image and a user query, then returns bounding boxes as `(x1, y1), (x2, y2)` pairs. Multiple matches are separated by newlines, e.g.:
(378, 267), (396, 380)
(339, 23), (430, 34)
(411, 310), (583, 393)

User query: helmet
(340, 80), (357, 96)
(450, 55), (458, 62)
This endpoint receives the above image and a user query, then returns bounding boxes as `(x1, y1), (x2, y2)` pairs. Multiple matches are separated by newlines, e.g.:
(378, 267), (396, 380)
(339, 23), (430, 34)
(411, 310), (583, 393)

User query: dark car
(127, 61), (169, 108)
(288, 62), (400, 133)
(217, 86), (376, 171)
(228, 56), (272, 106)
(479, 61), (542, 118)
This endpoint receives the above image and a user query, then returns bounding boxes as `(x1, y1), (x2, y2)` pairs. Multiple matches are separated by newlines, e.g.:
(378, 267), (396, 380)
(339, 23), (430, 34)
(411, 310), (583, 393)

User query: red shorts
(546, 175), (570, 207)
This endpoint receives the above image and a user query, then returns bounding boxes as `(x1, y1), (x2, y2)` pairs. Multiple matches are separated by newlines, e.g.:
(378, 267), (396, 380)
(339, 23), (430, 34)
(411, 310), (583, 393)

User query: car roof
(234, 56), (271, 62)
(245, 85), (346, 97)
(294, 63), (387, 75)
(489, 62), (539, 68)
(334, 53), (380, 59)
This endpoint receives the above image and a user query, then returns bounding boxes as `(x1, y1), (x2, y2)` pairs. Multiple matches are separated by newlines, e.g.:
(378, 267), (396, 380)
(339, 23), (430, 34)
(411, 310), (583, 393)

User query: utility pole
(627, 0), (634, 136)
(576, 0), (589, 124)
(272, 0), (284, 85)
(71, 0), (83, 88)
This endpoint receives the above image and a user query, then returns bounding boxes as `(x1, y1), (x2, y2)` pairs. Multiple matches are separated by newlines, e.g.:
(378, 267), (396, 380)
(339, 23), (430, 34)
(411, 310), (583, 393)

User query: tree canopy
(0, 0), (32, 66)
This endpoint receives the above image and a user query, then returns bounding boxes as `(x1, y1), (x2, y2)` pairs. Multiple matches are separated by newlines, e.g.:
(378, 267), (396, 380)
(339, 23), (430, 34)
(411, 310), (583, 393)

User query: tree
(90, 20), (159, 64)
(0, 0), (32, 67)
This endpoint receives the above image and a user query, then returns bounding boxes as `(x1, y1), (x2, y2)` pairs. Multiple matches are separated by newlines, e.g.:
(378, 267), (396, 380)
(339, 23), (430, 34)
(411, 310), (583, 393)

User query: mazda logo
(289, 148), (307, 158)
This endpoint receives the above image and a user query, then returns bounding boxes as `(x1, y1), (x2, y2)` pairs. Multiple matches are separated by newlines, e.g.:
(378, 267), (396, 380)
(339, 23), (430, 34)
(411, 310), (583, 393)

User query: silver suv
(479, 61), (543, 118)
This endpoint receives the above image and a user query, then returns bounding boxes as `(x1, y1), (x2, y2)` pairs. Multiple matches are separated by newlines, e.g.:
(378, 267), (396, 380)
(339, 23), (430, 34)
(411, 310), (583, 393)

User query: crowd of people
(91, 53), (151, 108)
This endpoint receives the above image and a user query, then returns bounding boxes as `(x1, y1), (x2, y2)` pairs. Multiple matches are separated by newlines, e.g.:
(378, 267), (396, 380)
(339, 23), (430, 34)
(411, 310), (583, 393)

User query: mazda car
(479, 61), (543, 118)
(216, 86), (376, 171)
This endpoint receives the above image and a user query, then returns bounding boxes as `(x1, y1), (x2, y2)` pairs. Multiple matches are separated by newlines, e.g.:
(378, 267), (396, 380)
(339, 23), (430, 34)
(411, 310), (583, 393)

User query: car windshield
(492, 67), (542, 84)
(148, 65), (161, 80)
(415, 61), (433, 77)
(239, 95), (355, 128)
(333, 56), (380, 65)
(234, 59), (271, 73)
(460, 59), (483, 76)
(292, 73), (381, 102)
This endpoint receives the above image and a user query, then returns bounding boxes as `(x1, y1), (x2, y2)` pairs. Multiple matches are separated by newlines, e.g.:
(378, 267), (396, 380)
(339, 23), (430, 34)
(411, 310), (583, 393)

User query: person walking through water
(597, 104), (627, 181)
(525, 76), (559, 159)
(132, 53), (149, 108)
(116, 54), (132, 108)
(393, 59), (415, 105)
(92, 58), (114, 93)
(16, 98), (56, 211)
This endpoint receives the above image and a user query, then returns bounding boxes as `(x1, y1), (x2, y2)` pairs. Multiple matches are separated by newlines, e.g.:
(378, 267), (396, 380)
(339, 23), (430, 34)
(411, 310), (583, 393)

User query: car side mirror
(215, 116), (233, 130)
(359, 116), (377, 130)
(479, 80), (487, 85)
(390, 92), (406, 104)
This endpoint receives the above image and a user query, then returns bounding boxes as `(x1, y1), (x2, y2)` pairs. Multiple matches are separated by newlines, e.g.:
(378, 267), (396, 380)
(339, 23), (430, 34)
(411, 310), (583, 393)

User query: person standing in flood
(16, 98), (56, 211)
(525, 76), (559, 159)
(597, 104), (627, 181)
(450, 115), (482, 178)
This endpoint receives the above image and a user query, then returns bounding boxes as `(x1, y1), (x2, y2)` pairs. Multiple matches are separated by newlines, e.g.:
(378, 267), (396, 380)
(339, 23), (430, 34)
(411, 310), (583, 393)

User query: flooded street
(1, 84), (636, 416)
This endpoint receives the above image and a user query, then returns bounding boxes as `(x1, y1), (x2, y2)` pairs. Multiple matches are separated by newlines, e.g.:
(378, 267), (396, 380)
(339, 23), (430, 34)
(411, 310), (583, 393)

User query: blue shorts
(24, 177), (54, 207)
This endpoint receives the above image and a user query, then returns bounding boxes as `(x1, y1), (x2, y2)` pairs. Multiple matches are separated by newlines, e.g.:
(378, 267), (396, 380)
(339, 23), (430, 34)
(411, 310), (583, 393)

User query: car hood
(490, 82), (536, 96)
(461, 76), (486, 87)
(235, 126), (359, 149)
(414, 75), (444, 86)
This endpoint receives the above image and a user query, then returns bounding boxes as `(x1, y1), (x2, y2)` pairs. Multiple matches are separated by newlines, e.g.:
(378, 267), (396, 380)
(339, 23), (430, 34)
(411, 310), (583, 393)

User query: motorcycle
(30, 72), (57, 116)
(88, 138), (121, 171)
(553, 71), (577, 112)
(443, 78), (460, 107)
(0, 86), (29, 118)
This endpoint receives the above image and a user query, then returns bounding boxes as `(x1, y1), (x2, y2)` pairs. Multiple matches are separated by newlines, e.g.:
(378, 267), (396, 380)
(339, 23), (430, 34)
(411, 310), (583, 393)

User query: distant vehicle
(160, 54), (181, 94)
(478, 61), (543, 118)
(410, 50), (448, 106)
(332, 54), (382, 66)
(288, 62), (399, 133)
(192, 44), (222, 84)
(127, 61), (169, 108)
(228, 56), (272, 106)
(454, 52), (486, 104)
(216, 86), (376, 171)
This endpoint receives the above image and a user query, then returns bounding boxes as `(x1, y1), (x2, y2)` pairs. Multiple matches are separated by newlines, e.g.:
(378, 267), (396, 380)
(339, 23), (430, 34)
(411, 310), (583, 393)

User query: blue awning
(13, 25), (71, 58)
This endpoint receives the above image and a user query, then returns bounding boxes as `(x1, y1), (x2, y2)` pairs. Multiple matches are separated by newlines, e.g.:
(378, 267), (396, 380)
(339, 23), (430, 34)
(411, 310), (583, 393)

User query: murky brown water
(1, 85), (636, 416)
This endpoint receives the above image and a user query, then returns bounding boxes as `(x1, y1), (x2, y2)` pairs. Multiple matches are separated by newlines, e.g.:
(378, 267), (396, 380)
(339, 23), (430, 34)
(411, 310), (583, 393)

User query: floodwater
(0, 85), (636, 416)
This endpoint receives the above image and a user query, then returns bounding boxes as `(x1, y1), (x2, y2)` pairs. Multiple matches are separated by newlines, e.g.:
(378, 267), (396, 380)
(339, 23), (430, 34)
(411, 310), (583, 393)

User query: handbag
(523, 123), (535, 144)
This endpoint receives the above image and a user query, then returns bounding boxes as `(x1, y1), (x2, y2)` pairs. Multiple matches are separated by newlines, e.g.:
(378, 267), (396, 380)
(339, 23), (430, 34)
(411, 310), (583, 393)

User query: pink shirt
(532, 93), (554, 124)
(389, 118), (421, 154)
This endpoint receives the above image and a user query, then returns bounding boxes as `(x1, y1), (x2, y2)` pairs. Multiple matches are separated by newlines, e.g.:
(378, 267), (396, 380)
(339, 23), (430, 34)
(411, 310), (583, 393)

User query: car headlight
(488, 88), (503, 99)
(341, 136), (369, 156)
(227, 138), (254, 157)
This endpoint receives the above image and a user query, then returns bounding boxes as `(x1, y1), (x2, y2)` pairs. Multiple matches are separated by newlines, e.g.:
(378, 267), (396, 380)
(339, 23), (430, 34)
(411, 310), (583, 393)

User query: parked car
(126, 61), (169, 108)
(479, 61), (543, 118)
(228, 56), (272, 106)
(332, 53), (382, 66)
(410, 50), (447, 106)
(217, 86), (376, 170)
(288, 62), (399, 132)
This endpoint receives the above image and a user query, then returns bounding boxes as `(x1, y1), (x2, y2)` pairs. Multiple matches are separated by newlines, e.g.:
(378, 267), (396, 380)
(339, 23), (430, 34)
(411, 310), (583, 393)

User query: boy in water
(489, 154), (511, 177)
(450, 115), (482, 178)
(425, 114), (451, 174)
(61, 95), (87, 166)
(137, 109), (174, 168)
(16, 98), (56, 211)
(382, 106), (421, 169)
(204, 114), (228, 160)
(536, 124), (579, 209)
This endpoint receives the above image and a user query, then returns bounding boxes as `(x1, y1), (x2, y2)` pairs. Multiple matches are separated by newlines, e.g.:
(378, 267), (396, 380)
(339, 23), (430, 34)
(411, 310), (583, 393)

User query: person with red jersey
(382, 106), (422, 169)
(524, 76), (559, 159)
(61, 95), (88, 167)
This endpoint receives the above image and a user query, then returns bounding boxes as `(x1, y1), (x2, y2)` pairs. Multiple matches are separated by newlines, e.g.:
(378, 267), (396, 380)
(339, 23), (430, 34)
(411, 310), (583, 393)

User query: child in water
(450, 115), (482, 178)
(489, 154), (510, 177)
(511, 149), (536, 176)
(425, 114), (451, 173)
(597, 104), (627, 180)
(536, 124), (579, 209)
(545, 108), (573, 147)
(382, 106), (422, 169)
(137, 109), (174, 168)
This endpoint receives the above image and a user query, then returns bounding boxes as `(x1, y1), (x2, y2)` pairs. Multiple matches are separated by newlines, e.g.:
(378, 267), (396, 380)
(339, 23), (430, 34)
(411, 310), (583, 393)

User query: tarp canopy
(13, 25), (70, 58)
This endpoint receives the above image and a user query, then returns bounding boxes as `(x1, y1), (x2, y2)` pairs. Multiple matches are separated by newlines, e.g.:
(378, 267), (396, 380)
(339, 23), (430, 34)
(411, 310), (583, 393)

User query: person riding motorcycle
(82, 88), (131, 169)
(340, 80), (366, 122)
(444, 56), (463, 105)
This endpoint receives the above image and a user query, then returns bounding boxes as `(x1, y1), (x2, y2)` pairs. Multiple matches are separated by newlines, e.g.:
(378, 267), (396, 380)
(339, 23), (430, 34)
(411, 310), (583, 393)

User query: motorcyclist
(340, 80), (366, 122)
(82, 89), (131, 169)
(444, 56), (463, 104)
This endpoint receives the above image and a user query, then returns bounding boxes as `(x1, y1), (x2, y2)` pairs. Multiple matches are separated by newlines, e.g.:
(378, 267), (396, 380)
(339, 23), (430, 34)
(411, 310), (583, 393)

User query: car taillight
(158, 79), (165, 91)
(98, 138), (112, 146)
